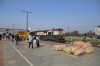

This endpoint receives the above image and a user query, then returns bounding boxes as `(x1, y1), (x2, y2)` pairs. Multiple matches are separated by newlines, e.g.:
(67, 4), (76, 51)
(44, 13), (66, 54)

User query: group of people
(11, 33), (40, 50)
(29, 33), (40, 50)
(3, 34), (19, 45)
(1, 32), (40, 50)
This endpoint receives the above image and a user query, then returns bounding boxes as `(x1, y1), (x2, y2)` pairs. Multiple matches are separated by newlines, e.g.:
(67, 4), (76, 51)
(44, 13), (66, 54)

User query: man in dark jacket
(15, 34), (19, 45)
(0, 34), (2, 41)
(12, 34), (14, 42)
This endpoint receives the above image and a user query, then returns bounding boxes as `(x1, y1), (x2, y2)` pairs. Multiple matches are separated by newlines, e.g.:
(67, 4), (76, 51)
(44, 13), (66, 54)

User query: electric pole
(21, 10), (33, 31)
(21, 10), (33, 40)
(12, 24), (16, 34)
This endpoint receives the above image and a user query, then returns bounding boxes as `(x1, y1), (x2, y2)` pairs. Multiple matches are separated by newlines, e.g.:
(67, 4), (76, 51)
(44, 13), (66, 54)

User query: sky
(0, 0), (100, 33)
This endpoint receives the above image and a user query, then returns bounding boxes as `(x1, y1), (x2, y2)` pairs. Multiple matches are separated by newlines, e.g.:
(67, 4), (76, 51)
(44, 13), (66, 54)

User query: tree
(65, 32), (70, 37)
(72, 30), (79, 36)
(85, 31), (95, 38)
(64, 30), (80, 37)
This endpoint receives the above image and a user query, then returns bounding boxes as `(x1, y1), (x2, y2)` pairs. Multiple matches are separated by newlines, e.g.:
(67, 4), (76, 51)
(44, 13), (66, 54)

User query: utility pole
(21, 10), (32, 40)
(21, 10), (33, 31)
(12, 24), (16, 34)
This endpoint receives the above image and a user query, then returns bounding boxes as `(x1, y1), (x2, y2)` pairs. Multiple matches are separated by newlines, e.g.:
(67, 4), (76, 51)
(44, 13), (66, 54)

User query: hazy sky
(0, 0), (100, 33)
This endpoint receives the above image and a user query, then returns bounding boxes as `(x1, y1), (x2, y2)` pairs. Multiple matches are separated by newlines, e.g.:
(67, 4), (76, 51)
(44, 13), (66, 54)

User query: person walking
(36, 36), (40, 47)
(12, 34), (14, 42)
(29, 33), (34, 49)
(4, 35), (6, 41)
(6, 33), (9, 40)
(15, 34), (19, 45)
(8, 35), (10, 40)
(0, 34), (2, 41)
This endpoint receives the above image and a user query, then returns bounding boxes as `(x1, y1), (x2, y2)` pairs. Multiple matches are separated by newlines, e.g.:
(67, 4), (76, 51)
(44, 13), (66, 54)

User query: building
(33, 28), (63, 35)
(95, 26), (100, 35)
(0, 28), (26, 34)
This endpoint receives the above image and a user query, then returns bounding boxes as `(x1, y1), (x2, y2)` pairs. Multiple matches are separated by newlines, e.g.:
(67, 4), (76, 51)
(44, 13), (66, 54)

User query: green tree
(85, 31), (95, 38)
(65, 32), (70, 37)
(72, 30), (79, 36)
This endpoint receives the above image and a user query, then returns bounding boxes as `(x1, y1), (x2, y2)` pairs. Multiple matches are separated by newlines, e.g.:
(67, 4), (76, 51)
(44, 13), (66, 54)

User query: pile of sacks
(54, 45), (66, 51)
(53, 41), (94, 56)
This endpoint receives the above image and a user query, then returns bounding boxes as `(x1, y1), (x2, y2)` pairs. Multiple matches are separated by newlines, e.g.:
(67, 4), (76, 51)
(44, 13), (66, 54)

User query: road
(3, 40), (100, 66)
(0, 40), (4, 66)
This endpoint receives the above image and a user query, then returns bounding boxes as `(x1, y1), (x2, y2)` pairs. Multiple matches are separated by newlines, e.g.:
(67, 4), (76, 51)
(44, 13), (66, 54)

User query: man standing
(0, 34), (2, 41)
(29, 33), (34, 49)
(15, 34), (19, 45)
(6, 33), (9, 40)
(36, 36), (40, 47)
(12, 34), (14, 42)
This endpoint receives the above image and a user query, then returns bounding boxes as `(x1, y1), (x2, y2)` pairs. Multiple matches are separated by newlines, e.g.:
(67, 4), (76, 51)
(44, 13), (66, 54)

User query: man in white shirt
(29, 33), (34, 49)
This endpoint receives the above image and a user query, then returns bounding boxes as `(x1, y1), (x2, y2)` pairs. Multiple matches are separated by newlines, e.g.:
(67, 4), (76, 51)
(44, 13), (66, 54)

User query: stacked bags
(62, 46), (85, 56)
(53, 45), (66, 51)
(73, 41), (94, 54)
(70, 46), (86, 56)
(63, 46), (74, 54)
(54, 41), (94, 56)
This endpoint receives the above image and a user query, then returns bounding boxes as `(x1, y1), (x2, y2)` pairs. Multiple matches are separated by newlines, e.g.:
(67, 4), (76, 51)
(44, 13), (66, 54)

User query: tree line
(64, 30), (100, 38)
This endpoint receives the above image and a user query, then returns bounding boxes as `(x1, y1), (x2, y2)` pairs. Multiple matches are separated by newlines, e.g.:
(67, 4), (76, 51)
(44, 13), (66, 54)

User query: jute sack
(73, 48), (86, 56)
(73, 41), (77, 45)
(82, 42), (92, 48)
(82, 42), (94, 53)
(73, 41), (84, 47)
(85, 47), (94, 53)
(71, 46), (81, 53)
(53, 45), (58, 50)
(63, 46), (74, 54)
(54, 45), (66, 51)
